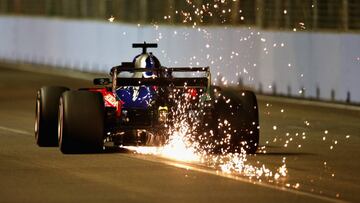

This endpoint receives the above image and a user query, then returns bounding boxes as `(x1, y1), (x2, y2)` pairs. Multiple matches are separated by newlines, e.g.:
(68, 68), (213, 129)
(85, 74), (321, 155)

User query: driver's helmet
(133, 52), (161, 78)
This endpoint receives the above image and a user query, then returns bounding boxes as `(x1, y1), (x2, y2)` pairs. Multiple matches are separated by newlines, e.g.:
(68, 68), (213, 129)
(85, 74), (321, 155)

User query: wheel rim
(34, 92), (41, 142)
(58, 98), (64, 148)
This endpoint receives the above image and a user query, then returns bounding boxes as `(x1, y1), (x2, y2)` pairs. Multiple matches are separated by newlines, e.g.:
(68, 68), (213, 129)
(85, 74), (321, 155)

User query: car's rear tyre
(209, 87), (259, 154)
(58, 91), (105, 154)
(35, 86), (69, 147)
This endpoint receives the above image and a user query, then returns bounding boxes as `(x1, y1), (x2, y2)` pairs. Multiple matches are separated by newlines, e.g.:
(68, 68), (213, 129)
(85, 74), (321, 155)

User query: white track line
(132, 154), (347, 203)
(0, 126), (32, 136)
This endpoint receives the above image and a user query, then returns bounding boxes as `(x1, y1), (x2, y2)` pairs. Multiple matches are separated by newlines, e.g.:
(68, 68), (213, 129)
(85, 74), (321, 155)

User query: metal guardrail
(0, 0), (359, 32)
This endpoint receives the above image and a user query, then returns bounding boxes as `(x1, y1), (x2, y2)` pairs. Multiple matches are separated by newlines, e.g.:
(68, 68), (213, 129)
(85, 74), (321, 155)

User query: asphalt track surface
(0, 65), (359, 203)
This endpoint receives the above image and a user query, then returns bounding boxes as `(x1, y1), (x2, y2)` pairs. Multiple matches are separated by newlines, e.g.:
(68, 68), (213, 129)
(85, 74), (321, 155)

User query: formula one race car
(35, 42), (259, 154)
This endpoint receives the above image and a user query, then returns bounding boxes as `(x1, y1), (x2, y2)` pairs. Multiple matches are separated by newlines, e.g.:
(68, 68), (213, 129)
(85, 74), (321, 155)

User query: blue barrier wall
(0, 16), (359, 102)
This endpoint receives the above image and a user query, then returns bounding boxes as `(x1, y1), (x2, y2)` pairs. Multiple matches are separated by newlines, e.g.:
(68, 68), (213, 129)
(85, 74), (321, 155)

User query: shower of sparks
(125, 90), (287, 182)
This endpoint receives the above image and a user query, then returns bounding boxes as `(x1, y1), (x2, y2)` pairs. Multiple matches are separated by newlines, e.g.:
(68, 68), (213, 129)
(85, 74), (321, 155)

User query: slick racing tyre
(35, 86), (69, 147)
(211, 87), (259, 154)
(58, 91), (104, 154)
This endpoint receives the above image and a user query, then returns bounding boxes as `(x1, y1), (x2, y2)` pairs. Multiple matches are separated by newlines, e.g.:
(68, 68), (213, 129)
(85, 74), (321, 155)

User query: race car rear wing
(115, 77), (208, 87)
(108, 63), (211, 90)
(109, 62), (210, 75)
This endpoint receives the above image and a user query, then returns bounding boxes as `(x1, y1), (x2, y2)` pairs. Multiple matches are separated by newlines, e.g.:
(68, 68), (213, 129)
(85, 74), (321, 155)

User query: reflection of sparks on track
(125, 93), (287, 182)
(126, 137), (288, 181)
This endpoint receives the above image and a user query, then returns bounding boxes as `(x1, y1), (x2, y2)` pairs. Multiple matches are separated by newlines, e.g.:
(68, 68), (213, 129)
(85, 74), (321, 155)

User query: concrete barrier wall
(0, 16), (359, 102)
